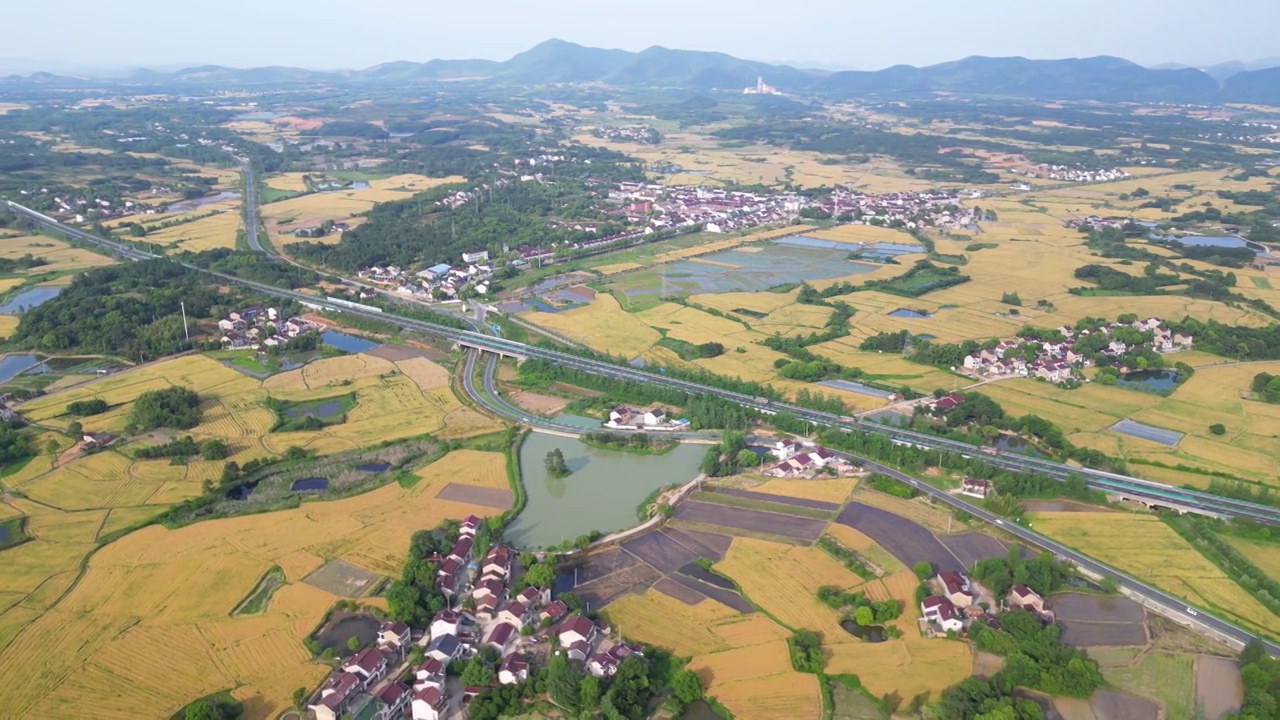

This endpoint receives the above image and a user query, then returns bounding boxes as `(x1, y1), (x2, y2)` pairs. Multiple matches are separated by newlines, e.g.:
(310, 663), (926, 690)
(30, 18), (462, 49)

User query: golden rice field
(263, 178), (455, 243)
(0, 234), (115, 274)
(523, 294), (660, 358)
(13, 353), (498, 510)
(981, 361), (1280, 486)
(715, 537), (858, 639)
(688, 289), (798, 316)
(1225, 537), (1280, 581)
(601, 586), (817, 720)
(1029, 511), (1278, 636)
(146, 211), (243, 253)
(0, 449), (505, 720)
(824, 570), (972, 700)
(600, 590), (744, 657)
(0, 315), (18, 341)
(265, 173), (309, 192)
(821, 522), (877, 552)
(593, 261), (644, 275)
(750, 476), (857, 504)
(707, 669), (822, 720)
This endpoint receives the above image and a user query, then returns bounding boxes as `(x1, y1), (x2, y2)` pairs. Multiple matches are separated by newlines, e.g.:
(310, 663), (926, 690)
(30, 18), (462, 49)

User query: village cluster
(309, 516), (640, 720)
(958, 317), (1194, 384)
(919, 568), (1053, 637)
(765, 438), (854, 478)
(217, 304), (321, 350)
(603, 405), (691, 431)
(355, 178), (989, 301)
(590, 125), (662, 144)
(1012, 164), (1132, 183)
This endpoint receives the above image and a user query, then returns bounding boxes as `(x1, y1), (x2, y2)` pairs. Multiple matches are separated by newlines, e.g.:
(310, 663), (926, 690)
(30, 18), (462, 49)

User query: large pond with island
(504, 425), (705, 550)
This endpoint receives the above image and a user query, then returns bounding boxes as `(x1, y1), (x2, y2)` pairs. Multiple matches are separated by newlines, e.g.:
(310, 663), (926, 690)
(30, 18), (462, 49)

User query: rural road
(462, 351), (1278, 656)
(852, 456), (1279, 656)
(238, 158), (266, 255)
(11, 196), (1275, 528)
(5, 198), (1274, 656)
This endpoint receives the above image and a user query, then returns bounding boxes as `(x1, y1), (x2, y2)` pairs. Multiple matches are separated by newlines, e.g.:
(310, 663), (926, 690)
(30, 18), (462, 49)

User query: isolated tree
(291, 687), (307, 709)
(672, 669), (703, 703)
(913, 561), (934, 582)
(544, 448), (570, 478)
(347, 636), (360, 652)
(1208, 423), (1226, 436)
(854, 606), (875, 626)
(67, 421), (83, 438)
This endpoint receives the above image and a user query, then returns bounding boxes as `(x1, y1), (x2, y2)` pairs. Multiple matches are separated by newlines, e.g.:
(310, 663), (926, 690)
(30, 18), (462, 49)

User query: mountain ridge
(5, 38), (1279, 104)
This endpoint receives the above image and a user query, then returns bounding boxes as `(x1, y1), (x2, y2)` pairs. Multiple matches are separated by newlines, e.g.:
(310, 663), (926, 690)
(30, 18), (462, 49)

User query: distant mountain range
(7, 39), (1280, 105)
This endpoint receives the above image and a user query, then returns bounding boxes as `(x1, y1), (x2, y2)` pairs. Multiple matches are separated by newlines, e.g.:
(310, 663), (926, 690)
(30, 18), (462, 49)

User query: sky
(3, 0), (1277, 74)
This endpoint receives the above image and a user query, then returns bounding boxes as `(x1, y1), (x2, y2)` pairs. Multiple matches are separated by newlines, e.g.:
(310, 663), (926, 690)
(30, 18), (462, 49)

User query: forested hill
(289, 172), (636, 272)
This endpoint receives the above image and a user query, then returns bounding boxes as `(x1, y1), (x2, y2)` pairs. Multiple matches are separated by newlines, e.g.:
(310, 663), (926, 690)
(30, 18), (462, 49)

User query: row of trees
(385, 523), (456, 628)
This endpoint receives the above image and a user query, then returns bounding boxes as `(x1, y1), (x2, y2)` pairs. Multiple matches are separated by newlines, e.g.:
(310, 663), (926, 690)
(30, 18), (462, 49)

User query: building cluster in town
(919, 569), (1052, 637)
(308, 515), (641, 720)
(1013, 164), (1132, 183)
(603, 405), (691, 431)
(217, 305), (320, 350)
(958, 317), (1194, 384)
(766, 438), (854, 478)
(353, 178), (985, 302)
(590, 125), (662, 144)
(357, 249), (495, 301)
(742, 76), (782, 95)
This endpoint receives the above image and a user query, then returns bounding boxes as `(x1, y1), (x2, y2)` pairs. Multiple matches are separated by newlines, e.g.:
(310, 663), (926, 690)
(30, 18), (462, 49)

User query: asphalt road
(852, 456), (1278, 655)
(458, 348), (1278, 655)
(11, 199), (1271, 655)
(238, 159), (266, 255)
(9, 196), (1278, 525)
(11, 196), (1280, 525)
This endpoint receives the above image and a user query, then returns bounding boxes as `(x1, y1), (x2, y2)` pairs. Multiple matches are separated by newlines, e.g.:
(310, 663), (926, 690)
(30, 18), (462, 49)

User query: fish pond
(1115, 369), (1178, 395)
(504, 432), (704, 549)
(321, 330), (378, 353)
(614, 243), (878, 298)
(0, 287), (61, 314)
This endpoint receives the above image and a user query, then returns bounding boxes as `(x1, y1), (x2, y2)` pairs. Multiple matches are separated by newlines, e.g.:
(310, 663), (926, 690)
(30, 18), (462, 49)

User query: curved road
(9, 197), (1280, 526)
(10, 199), (1273, 654)
(460, 349), (1278, 655)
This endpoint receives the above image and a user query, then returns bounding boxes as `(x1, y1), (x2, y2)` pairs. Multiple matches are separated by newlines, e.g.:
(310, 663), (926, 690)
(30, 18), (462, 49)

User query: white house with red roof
(309, 672), (361, 720)
(369, 682), (411, 720)
(411, 685), (448, 720)
(937, 571), (973, 608)
(557, 614), (599, 648)
(920, 596), (964, 633)
(343, 647), (389, 688)
(413, 657), (446, 690)
(485, 621), (518, 654)
(378, 620), (411, 649)
(499, 654), (530, 685)
(960, 478), (989, 499)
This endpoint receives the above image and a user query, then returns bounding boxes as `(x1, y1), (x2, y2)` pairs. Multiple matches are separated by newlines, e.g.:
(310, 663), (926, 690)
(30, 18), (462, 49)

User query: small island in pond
(544, 448), (571, 478)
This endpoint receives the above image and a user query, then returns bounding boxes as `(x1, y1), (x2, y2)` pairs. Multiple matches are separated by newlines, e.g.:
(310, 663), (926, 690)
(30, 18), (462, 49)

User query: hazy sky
(5, 0), (1277, 73)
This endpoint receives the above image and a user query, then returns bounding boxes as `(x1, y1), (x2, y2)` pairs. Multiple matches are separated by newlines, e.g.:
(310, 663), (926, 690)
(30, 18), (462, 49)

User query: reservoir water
(504, 432), (704, 549)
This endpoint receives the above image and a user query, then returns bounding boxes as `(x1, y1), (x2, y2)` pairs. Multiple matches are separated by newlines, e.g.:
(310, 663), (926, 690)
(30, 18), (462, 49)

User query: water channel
(504, 431), (704, 549)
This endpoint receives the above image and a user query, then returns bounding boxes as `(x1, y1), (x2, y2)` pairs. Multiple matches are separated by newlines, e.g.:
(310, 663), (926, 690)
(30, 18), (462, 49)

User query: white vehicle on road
(1186, 607), (1198, 616)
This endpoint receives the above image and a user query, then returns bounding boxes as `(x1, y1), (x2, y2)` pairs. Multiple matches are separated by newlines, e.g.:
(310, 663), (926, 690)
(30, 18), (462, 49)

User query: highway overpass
(8, 198), (1279, 528)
